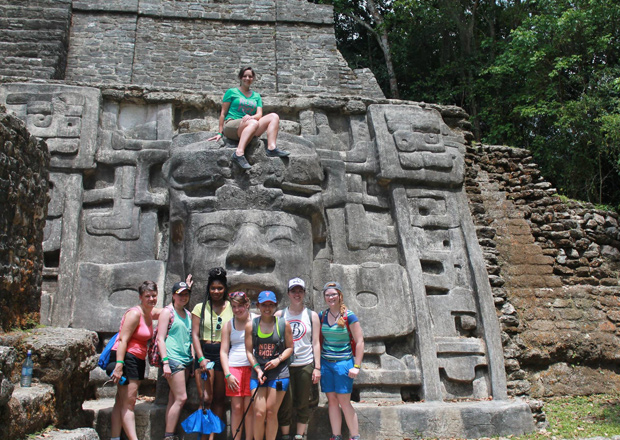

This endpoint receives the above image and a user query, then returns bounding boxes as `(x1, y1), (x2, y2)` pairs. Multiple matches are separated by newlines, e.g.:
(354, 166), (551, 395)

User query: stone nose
(225, 223), (276, 273)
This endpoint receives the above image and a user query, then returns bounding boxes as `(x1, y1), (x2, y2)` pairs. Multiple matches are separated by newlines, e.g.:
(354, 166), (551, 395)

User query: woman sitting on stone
(208, 66), (289, 170)
(107, 280), (159, 440)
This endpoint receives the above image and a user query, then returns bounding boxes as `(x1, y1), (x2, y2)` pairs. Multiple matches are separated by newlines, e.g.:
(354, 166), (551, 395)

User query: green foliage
(513, 394), (620, 439)
(323, 0), (620, 206)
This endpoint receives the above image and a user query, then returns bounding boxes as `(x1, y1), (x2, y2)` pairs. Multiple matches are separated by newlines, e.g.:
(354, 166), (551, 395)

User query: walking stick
(232, 382), (260, 440)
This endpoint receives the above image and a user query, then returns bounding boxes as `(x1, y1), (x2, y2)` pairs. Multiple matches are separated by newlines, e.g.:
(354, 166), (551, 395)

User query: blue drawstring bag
(98, 333), (119, 370)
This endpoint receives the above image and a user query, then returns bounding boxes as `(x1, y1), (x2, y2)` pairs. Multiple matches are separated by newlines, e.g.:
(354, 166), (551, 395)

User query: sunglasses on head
(229, 291), (246, 298)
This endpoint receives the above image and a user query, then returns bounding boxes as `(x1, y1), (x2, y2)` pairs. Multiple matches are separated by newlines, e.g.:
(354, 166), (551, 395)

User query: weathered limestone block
(5, 383), (56, 440)
(73, 261), (165, 332)
(0, 345), (15, 407)
(36, 428), (100, 440)
(0, 327), (98, 429)
(0, 109), (49, 331)
(0, 83), (100, 170)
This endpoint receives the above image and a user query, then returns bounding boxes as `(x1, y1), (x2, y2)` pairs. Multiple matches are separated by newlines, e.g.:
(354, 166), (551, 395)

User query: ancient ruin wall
(0, 107), (50, 332)
(466, 144), (620, 402)
(0, 0), (72, 80)
(52, 0), (382, 97)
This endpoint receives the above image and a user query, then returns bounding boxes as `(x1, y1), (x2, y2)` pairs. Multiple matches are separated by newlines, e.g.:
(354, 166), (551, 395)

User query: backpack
(252, 316), (286, 359)
(283, 307), (313, 365)
(98, 332), (119, 370)
(319, 309), (356, 358)
(98, 306), (137, 369)
(148, 304), (187, 367)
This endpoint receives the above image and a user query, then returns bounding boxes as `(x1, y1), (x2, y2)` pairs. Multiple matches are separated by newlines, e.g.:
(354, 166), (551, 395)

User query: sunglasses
(215, 316), (223, 331)
(229, 291), (246, 298)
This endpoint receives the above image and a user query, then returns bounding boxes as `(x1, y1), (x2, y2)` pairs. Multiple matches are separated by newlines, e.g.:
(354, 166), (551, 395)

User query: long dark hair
(200, 267), (228, 340)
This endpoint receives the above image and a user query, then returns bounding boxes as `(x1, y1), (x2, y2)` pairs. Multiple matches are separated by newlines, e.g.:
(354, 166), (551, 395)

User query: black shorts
(195, 342), (223, 372)
(106, 350), (146, 381)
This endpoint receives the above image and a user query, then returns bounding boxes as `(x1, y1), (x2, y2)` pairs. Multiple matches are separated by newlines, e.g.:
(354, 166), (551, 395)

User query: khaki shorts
(223, 119), (241, 140)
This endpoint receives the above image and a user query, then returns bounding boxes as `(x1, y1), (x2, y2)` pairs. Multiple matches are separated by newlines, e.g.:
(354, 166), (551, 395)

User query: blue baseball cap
(257, 290), (277, 303)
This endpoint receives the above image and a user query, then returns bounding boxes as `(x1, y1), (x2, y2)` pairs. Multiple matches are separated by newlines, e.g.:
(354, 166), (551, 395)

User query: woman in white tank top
(276, 277), (322, 440)
(220, 292), (255, 440)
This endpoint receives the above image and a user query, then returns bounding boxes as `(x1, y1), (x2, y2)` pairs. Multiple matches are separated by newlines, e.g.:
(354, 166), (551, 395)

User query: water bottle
(20, 350), (33, 387)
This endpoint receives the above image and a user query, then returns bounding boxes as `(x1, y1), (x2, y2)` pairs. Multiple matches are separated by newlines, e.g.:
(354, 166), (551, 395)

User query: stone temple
(0, 0), (539, 438)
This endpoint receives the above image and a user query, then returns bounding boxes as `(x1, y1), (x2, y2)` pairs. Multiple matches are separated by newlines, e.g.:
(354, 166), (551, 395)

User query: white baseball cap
(288, 277), (305, 290)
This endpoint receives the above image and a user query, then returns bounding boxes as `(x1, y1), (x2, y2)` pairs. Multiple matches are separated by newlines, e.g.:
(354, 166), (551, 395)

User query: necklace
(329, 310), (340, 320)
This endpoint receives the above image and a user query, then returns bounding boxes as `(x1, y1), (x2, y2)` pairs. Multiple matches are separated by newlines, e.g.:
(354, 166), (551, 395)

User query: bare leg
(164, 370), (189, 433)
(253, 387), (268, 440)
(196, 370), (215, 440)
(231, 395), (254, 440)
(111, 380), (140, 440)
(236, 119), (259, 157)
(211, 370), (227, 422)
(326, 392), (342, 437)
(296, 422), (308, 437)
(253, 113), (280, 150)
(230, 396), (244, 440)
(336, 393), (359, 437)
(264, 388), (286, 440)
(243, 395), (254, 440)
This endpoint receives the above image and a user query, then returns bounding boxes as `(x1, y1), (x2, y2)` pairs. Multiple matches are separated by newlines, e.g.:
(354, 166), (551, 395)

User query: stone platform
(84, 398), (534, 439)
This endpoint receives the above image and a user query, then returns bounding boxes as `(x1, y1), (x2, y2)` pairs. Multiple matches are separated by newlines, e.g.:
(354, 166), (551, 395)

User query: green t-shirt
(223, 88), (263, 120)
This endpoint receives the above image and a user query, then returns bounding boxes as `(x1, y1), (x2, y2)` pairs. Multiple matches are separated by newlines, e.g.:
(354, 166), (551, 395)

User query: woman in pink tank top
(107, 281), (158, 440)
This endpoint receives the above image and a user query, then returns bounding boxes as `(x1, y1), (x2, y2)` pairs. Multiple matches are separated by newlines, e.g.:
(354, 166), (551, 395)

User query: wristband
(225, 373), (231, 379)
(198, 356), (206, 363)
(218, 132), (223, 136)
(354, 364), (361, 369)
(278, 355), (282, 362)
(116, 360), (124, 364)
(162, 357), (169, 362)
(253, 363), (260, 369)
(314, 367), (321, 370)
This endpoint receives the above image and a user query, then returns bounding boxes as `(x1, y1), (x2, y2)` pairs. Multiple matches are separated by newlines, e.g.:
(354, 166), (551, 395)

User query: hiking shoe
(350, 436), (361, 440)
(231, 152), (251, 169)
(294, 435), (305, 440)
(266, 147), (290, 157)
(329, 436), (343, 440)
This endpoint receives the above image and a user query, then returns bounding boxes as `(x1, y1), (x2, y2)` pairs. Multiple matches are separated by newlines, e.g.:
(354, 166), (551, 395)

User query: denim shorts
(250, 377), (290, 392)
(163, 358), (193, 375)
(320, 358), (354, 394)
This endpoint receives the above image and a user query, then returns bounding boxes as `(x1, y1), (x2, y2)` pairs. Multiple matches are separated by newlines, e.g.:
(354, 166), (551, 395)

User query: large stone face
(0, 79), (511, 408)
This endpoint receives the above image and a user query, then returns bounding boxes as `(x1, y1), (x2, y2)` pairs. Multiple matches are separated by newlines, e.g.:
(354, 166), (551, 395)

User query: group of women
(106, 269), (364, 440)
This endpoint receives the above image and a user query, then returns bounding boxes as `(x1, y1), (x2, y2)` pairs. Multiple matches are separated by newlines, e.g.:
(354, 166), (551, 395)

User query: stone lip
(85, 397), (534, 440)
(341, 399), (535, 440)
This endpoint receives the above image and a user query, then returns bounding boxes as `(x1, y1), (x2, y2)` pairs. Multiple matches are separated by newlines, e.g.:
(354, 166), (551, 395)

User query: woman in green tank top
(157, 280), (194, 440)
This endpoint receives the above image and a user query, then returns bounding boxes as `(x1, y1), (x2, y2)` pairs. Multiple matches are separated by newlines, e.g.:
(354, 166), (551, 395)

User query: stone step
(6, 383), (56, 439)
(30, 428), (99, 440)
(84, 397), (534, 440)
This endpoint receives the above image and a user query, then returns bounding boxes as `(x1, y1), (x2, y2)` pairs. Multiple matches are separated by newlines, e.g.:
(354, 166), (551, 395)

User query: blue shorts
(250, 377), (290, 391)
(320, 358), (354, 394)
(162, 358), (193, 375)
